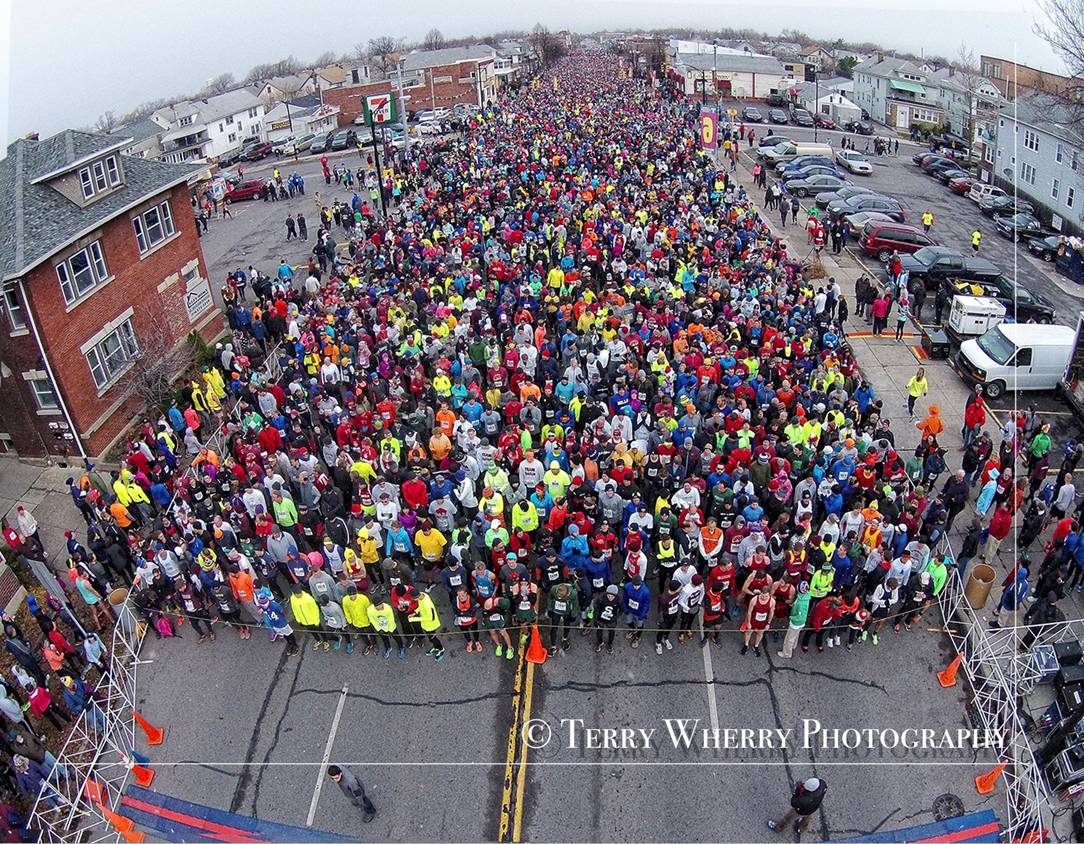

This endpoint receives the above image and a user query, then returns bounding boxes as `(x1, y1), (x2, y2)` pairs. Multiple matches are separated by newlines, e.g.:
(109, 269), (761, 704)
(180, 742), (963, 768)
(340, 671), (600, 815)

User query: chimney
(948, 66), (955, 77)
(876, 52), (883, 63)
(23, 131), (39, 141)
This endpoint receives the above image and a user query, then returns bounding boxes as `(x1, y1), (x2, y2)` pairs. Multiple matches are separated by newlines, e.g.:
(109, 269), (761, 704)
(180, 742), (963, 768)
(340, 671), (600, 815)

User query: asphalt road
(135, 584), (998, 842)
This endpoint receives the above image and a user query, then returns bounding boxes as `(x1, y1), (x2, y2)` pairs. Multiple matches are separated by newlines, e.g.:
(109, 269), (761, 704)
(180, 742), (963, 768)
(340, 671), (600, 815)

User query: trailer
(920, 295), (1005, 359)
(1057, 312), (1084, 417)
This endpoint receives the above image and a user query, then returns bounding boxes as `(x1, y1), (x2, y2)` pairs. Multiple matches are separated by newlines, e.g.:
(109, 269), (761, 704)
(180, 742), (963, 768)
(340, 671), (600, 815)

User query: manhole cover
(933, 793), (965, 821)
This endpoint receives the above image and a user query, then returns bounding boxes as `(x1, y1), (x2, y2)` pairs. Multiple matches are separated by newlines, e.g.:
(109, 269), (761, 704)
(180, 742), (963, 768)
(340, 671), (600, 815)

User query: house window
(219, 122), (225, 132)
(133, 200), (176, 253)
(1053, 178), (1061, 199)
(180, 115), (193, 126)
(1023, 130), (1039, 151)
(56, 241), (109, 304)
(1057, 143), (1064, 163)
(1069, 187), (1076, 209)
(248, 107), (258, 118)
(4, 287), (26, 330)
(351, 69), (360, 84)
(105, 155), (120, 185)
(86, 319), (138, 389)
(79, 167), (94, 199)
(29, 378), (58, 410)
(1073, 151), (1079, 172)
(92, 160), (108, 192)
(993, 64), (1002, 79)
(984, 145), (993, 164)
(228, 133), (237, 144)
(1021, 162), (1036, 185)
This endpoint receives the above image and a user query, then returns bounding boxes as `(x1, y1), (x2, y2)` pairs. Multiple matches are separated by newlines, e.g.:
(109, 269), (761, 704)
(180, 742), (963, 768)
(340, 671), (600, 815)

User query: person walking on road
(327, 764), (376, 823)
(971, 229), (982, 254)
(767, 777), (827, 836)
(285, 216), (297, 241)
(921, 209), (934, 233)
(905, 367), (929, 419)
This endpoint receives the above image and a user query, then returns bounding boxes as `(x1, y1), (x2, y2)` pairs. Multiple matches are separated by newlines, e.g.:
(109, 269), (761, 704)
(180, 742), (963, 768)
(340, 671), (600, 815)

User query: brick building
(980, 55), (1075, 100)
(0, 130), (221, 461)
(322, 45), (499, 125)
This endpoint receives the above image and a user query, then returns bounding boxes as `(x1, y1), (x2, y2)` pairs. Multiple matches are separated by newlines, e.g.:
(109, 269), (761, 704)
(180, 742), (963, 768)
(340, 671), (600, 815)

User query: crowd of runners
(31, 53), (1078, 693)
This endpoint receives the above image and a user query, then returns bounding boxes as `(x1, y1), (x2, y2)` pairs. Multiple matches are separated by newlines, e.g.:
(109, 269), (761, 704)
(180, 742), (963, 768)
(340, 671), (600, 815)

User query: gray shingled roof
(0, 130), (199, 281)
(111, 119), (163, 146)
(853, 55), (924, 77)
(401, 45), (496, 71)
(677, 52), (786, 75)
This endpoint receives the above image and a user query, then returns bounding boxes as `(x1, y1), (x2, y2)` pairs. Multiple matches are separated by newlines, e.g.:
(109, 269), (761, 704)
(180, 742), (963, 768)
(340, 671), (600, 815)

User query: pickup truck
(897, 246), (1000, 291)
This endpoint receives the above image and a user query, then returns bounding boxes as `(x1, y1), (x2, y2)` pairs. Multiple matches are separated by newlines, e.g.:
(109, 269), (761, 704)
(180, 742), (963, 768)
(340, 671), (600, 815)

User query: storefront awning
(889, 79), (926, 95)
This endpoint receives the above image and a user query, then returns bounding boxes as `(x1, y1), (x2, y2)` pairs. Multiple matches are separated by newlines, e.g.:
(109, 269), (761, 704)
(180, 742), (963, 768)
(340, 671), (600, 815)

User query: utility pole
(712, 40), (718, 108)
(814, 68), (819, 143)
(395, 60), (410, 155)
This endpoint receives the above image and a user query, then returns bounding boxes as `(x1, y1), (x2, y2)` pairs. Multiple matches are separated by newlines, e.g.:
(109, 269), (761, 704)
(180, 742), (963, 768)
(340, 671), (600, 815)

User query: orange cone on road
(102, 805), (135, 834)
(525, 626), (547, 664)
(120, 831), (145, 844)
(938, 653), (963, 688)
(133, 710), (164, 745)
(975, 763), (1006, 795)
(130, 762), (155, 788)
(83, 778), (105, 805)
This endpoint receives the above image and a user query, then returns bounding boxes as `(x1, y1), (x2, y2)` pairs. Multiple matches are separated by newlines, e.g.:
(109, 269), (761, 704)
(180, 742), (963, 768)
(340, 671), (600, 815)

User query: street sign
(363, 94), (397, 126)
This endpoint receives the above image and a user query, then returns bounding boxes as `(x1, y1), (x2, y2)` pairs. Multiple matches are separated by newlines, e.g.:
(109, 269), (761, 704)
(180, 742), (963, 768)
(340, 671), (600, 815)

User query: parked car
(955, 322), (1074, 399)
(756, 133), (787, 150)
(827, 194), (905, 222)
(742, 105), (764, 122)
(775, 154), (834, 174)
(218, 148), (243, 167)
(845, 120), (873, 135)
(933, 166), (970, 184)
(241, 142), (272, 161)
(791, 109), (814, 126)
(329, 129), (353, 151)
(784, 173), (848, 197)
(779, 164), (840, 181)
(765, 93), (790, 107)
(309, 132), (330, 154)
(993, 212), (1057, 242)
(844, 210), (897, 229)
(834, 149), (872, 175)
(815, 184), (873, 210)
(813, 113), (837, 129)
(920, 156), (956, 173)
(769, 108), (789, 124)
(967, 183), (1007, 203)
(926, 160), (967, 180)
(912, 151), (946, 166)
(1027, 235), (1062, 262)
(948, 175), (977, 195)
(979, 195), (1034, 217)
(858, 221), (937, 261)
(939, 276), (1056, 324)
(225, 178), (268, 201)
(898, 246), (1001, 291)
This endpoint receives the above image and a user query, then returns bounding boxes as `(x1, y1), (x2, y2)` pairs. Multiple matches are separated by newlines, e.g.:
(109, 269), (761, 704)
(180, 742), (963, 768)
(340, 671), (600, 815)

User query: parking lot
(724, 113), (1084, 329)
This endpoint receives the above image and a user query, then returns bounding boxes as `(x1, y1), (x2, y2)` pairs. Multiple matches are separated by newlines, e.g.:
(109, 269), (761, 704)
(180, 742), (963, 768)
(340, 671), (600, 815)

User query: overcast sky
(1, 0), (1065, 147)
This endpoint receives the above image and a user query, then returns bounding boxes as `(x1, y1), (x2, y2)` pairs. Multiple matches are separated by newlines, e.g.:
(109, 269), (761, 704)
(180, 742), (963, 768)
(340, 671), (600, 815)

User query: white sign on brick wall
(184, 269), (213, 322)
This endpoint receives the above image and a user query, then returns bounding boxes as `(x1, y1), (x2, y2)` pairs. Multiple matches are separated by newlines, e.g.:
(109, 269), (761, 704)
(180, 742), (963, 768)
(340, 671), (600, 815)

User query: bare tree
(123, 307), (196, 414)
(201, 73), (236, 96)
(311, 50), (337, 68)
(352, 42), (369, 61)
(1035, 0), (1084, 124)
(951, 44), (986, 145)
(367, 36), (401, 74)
(94, 111), (118, 133)
(422, 28), (446, 50)
(243, 56), (301, 84)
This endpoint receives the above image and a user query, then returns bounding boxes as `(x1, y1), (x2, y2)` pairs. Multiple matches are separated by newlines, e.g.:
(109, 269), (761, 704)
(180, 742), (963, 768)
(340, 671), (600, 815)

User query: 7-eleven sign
(364, 94), (397, 125)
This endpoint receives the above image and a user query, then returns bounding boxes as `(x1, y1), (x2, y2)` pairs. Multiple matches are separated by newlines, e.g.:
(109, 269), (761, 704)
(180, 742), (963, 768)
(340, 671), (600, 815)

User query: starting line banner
(700, 107), (719, 150)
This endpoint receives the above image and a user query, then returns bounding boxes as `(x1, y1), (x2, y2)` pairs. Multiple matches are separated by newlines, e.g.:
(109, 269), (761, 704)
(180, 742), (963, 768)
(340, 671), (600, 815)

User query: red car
(948, 175), (976, 195)
(858, 221), (937, 261)
(813, 114), (836, 130)
(225, 179), (268, 201)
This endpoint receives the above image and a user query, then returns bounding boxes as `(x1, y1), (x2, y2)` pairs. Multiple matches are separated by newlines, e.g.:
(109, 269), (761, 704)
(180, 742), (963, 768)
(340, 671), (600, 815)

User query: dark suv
(897, 246), (1000, 291)
(827, 194), (905, 222)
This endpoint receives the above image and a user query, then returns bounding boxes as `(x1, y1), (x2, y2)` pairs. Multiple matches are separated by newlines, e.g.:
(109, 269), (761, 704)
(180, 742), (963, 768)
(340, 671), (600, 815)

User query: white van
(955, 323), (1076, 399)
(760, 141), (834, 166)
(967, 183), (1006, 204)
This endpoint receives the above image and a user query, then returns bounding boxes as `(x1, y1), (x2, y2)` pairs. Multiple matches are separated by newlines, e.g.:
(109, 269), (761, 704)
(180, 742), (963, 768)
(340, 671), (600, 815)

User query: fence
(26, 342), (282, 842)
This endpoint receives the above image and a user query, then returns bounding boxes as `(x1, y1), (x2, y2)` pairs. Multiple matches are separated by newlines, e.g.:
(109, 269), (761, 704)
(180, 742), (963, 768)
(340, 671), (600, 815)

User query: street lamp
(712, 40), (718, 107)
(814, 68), (819, 143)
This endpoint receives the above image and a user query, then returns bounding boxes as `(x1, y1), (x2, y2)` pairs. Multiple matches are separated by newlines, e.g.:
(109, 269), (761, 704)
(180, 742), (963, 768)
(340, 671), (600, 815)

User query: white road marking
(700, 620), (721, 733)
(306, 684), (349, 826)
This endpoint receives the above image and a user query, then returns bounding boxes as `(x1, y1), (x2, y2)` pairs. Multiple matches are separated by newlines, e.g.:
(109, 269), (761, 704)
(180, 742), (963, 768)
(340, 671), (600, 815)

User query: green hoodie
(789, 591), (812, 627)
(547, 585), (580, 618)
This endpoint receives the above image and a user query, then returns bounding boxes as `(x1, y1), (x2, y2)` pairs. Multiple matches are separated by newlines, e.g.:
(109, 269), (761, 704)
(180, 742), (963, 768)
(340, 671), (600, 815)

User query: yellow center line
(497, 631), (528, 841)
(511, 660), (537, 843)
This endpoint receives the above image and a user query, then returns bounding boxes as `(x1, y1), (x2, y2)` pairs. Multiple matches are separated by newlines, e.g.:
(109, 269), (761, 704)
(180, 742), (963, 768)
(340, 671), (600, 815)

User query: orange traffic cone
(120, 829), (145, 844)
(131, 763), (155, 788)
(525, 626), (547, 665)
(83, 778), (105, 805)
(938, 653), (963, 688)
(975, 763), (1006, 795)
(102, 806), (135, 834)
(133, 710), (164, 745)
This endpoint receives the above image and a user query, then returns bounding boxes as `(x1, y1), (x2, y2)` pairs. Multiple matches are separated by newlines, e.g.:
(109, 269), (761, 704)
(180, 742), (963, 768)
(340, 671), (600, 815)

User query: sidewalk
(1, 461), (85, 570)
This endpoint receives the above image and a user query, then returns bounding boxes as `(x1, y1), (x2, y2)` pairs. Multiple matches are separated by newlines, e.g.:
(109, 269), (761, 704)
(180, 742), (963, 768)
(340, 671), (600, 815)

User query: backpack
(155, 614), (175, 638)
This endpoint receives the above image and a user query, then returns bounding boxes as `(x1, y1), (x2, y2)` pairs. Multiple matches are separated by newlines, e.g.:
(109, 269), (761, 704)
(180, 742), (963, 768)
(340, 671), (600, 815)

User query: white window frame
(29, 378), (58, 411)
(1024, 130), (1039, 152)
(1021, 162), (1037, 185)
(1056, 143), (1064, 163)
(4, 287), (26, 330)
(1053, 178), (1061, 200)
(133, 200), (177, 254)
(105, 155), (120, 186)
(56, 240), (109, 305)
(1068, 187), (1076, 209)
(92, 160), (108, 191)
(85, 318), (139, 390)
(79, 167), (94, 199)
